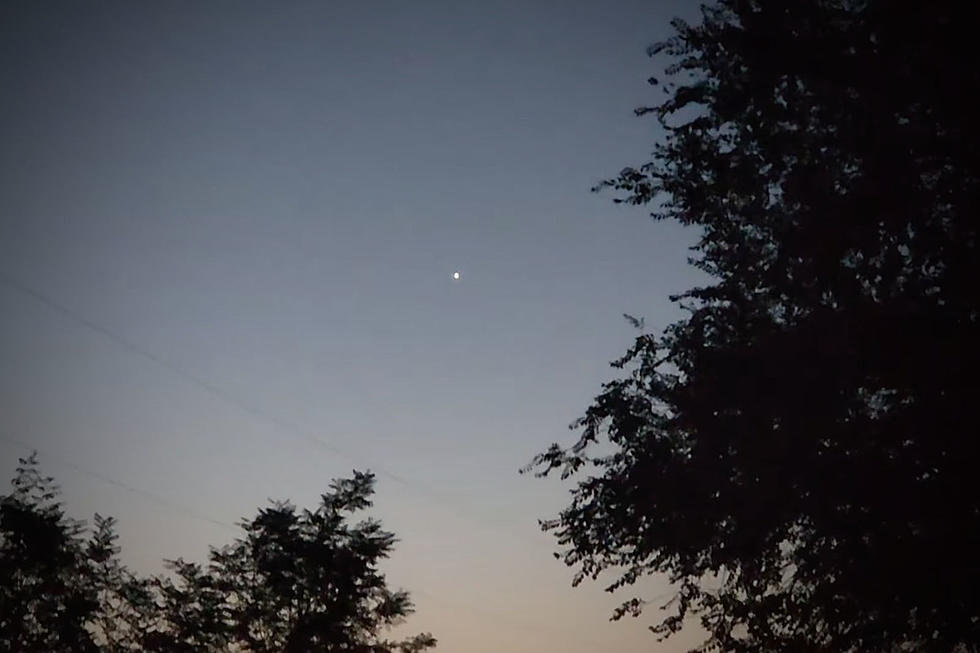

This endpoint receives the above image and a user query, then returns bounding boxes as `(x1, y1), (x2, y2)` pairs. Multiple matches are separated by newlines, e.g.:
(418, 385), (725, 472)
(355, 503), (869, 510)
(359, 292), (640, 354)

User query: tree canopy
(0, 455), (102, 651)
(528, 2), (979, 652)
(1, 454), (435, 653)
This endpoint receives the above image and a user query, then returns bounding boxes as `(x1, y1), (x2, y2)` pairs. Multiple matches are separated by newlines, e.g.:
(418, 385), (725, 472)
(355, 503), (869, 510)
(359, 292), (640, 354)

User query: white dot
(452, 271), (460, 280)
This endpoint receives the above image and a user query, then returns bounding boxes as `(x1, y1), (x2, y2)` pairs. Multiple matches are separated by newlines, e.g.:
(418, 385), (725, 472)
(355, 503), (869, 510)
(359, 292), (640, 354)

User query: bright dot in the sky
(452, 271), (460, 280)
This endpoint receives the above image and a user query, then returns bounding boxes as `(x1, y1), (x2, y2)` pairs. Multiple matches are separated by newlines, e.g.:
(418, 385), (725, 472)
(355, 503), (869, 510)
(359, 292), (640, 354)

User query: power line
(0, 274), (690, 647)
(2, 276), (693, 644)
(0, 274), (541, 547)
(0, 434), (237, 533)
(0, 275), (392, 473)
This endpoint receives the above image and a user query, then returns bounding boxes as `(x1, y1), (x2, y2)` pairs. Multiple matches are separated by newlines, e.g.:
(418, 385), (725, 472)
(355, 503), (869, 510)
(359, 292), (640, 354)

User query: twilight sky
(0, 1), (709, 651)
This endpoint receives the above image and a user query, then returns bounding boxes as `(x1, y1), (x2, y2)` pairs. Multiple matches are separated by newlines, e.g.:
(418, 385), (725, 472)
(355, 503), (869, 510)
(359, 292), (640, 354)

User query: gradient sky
(0, 2), (709, 652)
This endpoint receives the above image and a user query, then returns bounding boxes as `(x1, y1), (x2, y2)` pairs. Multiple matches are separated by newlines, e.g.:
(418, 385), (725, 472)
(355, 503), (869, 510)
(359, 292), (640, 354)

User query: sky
(0, 1), (709, 652)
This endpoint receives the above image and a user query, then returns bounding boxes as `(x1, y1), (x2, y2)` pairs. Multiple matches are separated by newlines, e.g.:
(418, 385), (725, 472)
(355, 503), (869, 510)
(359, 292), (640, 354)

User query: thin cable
(0, 274), (541, 547)
(0, 275), (377, 466)
(1, 276), (685, 643)
(0, 434), (237, 532)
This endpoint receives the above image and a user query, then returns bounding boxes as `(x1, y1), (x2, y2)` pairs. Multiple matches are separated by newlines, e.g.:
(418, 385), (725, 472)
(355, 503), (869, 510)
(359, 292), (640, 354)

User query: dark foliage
(527, 2), (979, 652)
(0, 455), (435, 653)
(149, 472), (435, 653)
(0, 454), (100, 652)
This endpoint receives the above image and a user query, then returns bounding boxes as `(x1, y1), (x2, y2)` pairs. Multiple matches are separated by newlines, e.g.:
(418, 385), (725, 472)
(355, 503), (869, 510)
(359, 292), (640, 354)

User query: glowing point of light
(452, 271), (460, 280)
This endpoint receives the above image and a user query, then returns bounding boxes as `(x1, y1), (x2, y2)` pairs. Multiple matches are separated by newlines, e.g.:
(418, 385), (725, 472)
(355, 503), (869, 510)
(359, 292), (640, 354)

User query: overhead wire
(0, 273), (541, 548)
(1, 273), (690, 645)
(0, 434), (238, 533)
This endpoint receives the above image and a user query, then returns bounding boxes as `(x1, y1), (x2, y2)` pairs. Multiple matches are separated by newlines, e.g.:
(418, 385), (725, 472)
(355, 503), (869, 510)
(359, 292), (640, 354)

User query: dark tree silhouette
(150, 471), (436, 653)
(1, 456), (435, 653)
(0, 454), (101, 652)
(527, 2), (979, 653)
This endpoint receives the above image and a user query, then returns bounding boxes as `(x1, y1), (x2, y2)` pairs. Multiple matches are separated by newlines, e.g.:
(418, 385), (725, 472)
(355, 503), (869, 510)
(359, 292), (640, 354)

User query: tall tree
(528, 2), (979, 653)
